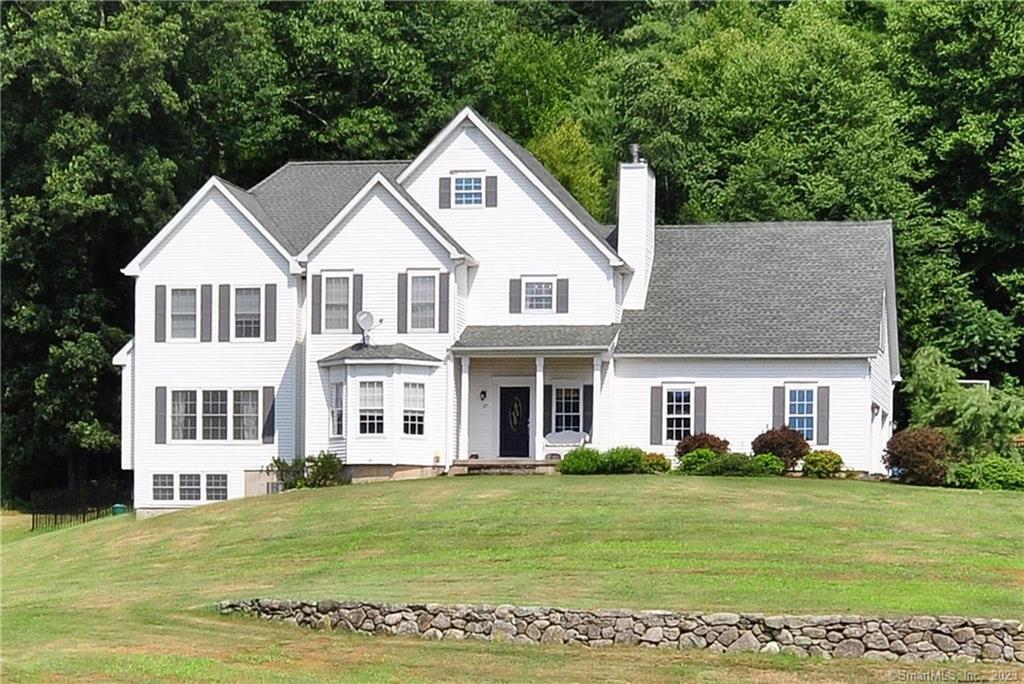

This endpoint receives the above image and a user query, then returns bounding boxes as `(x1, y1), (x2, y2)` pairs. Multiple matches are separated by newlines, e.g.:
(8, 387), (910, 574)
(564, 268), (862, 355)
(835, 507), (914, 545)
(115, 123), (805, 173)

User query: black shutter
(200, 285), (212, 342)
(817, 386), (830, 445)
(650, 386), (662, 445)
(264, 283), (276, 342)
(694, 386), (707, 434)
(772, 386), (785, 428)
(155, 386), (167, 444)
(543, 384), (553, 436)
(438, 273), (450, 333)
(262, 386), (275, 444)
(439, 177), (451, 208)
(397, 273), (408, 333)
(218, 284), (231, 341)
(310, 275), (321, 335)
(583, 384), (594, 439)
(154, 286), (166, 342)
(485, 175), (497, 207)
(352, 274), (363, 332)
(509, 279), (521, 314)
(556, 279), (569, 313)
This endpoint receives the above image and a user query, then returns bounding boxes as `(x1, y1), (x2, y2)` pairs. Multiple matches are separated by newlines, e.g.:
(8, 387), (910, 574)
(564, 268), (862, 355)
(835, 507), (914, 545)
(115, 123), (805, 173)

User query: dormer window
(453, 176), (483, 206)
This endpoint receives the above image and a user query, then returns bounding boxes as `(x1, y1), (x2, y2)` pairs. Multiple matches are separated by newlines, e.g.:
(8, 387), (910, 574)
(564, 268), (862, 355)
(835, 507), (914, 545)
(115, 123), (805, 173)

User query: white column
(534, 356), (545, 460)
(591, 356), (602, 447)
(459, 357), (470, 460)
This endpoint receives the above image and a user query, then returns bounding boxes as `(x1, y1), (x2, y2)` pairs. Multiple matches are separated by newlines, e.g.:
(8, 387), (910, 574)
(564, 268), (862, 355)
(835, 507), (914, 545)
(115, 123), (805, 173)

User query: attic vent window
(453, 176), (482, 206)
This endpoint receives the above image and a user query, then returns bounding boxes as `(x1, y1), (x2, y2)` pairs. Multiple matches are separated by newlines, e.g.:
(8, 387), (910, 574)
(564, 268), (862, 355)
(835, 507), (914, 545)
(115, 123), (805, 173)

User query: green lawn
(3, 476), (1022, 682)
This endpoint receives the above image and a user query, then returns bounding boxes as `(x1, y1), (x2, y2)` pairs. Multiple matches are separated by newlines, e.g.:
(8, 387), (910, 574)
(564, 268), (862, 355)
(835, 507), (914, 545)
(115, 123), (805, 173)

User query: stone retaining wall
(218, 599), (1022, 664)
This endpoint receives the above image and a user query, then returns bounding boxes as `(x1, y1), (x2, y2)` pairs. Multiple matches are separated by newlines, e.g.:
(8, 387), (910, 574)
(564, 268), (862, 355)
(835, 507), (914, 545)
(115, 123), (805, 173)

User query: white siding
(868, 297), (894, 472)
(303, 186), (455, 465)
(132, 188), (299, 509)
(403, 125), (617, 326)
(610, 358), (877, 472)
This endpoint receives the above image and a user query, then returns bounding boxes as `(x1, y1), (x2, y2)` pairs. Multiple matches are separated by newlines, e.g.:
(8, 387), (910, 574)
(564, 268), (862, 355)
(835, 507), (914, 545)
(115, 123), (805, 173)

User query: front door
(499, 386), (531, 457)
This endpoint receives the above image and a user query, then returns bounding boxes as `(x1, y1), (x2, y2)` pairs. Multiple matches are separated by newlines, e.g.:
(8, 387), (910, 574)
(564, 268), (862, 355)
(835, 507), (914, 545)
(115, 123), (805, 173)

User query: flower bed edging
(218, 599), (1023, 664)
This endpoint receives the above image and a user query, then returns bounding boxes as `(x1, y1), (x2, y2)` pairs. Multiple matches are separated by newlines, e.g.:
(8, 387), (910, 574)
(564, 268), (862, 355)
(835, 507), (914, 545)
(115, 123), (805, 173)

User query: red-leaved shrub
(674, 433), (730, 460)
(751, 426), (810, 471)
(884, 427), (953, 486)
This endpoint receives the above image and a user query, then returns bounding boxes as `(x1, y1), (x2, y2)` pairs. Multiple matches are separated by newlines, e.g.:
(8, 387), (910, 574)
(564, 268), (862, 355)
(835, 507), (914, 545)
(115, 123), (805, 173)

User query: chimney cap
(628, 143), (641, 163)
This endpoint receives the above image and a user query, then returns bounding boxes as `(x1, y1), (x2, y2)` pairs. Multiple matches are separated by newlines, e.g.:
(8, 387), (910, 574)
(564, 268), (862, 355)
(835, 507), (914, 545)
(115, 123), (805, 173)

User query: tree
(884, 1), (1024, 376)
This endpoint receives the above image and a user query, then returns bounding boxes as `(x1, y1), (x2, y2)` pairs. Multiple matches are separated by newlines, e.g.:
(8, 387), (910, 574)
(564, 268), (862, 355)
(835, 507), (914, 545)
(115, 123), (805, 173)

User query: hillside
(3, 476), (1022, 681)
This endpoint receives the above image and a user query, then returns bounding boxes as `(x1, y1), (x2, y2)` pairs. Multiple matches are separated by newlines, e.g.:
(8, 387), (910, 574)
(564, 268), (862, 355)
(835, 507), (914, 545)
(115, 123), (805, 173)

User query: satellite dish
(355, 310), (375, 331)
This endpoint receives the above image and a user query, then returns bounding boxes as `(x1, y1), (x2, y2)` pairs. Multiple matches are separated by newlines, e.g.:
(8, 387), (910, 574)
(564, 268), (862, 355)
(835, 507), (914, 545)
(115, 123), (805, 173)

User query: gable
(133, 187), (292, 279)
(305, 183), (455, 269)
(401, 121), (614, 272)
(123, 179), (298, 276)
(399, 108), (623, 268)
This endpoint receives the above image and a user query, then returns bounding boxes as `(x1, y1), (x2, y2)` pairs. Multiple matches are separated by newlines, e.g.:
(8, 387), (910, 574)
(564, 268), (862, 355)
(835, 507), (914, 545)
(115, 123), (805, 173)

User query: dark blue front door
(499, 387), (530, 457)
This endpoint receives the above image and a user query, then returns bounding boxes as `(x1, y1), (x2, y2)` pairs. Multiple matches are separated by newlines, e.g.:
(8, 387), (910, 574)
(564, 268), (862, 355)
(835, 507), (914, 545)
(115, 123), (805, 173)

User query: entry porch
(452, 325), (618, 460)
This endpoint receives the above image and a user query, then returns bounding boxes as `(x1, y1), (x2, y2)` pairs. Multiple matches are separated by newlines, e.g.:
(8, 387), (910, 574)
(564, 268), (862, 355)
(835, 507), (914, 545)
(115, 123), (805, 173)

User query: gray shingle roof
(248, 161), (410, 254)
(318, 343), (440, 365)
(617, 221), (894, 356)
(471, 109), (619, 258)
(453, 325), (620, 351)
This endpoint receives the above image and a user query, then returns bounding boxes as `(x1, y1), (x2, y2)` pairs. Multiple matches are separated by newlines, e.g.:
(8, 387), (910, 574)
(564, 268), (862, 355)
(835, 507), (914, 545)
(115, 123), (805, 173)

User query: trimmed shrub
(266, 451), (345, 489)
(674, 433), (730, 460)
(601, 446), (647, 474)
(678, 448), (718, 474)
(752, 426), (810, 471)
(803, 450), (844, 478)
(751, 453), (785, 476)
(948, 455), (1024, 491)
(643, 453), (671, 473)
(682, 452), (784, 477)
(884, 427), (953, 486)
(557, 447), (603, 475)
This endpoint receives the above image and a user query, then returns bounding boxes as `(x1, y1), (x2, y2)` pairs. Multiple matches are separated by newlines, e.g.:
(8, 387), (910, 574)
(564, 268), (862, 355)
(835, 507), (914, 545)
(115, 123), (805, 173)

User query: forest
(2, 0), (1022, 501)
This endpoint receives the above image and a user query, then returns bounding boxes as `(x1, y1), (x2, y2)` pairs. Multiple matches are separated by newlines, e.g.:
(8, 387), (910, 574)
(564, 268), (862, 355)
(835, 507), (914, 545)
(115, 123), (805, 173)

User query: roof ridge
(248, 160), (411, 193)
(656, 220), (892, 230)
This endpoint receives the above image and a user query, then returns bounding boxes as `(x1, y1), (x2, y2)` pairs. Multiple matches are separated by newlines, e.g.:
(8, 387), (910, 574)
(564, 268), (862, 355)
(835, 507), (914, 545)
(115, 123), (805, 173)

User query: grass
(2, 475), (1022, 682)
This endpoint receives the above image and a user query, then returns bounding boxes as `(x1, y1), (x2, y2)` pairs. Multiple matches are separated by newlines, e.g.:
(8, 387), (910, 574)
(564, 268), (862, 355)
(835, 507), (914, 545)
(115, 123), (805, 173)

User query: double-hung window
(179, 474), (201, 501)
(403, 382), (425, 436)
(664, 387), (692, 442)
(330, 382), (344, 438)
(554, 387), (582, 432)
(202, 390), (228, 440)
(523, 278), (555, 312)
(324, 275), (350, 330)
(233, 390), (260, 441)
(787, 387), (815, 441)
(170, 288), (197, 339)
(171, 390), (197, 440)
(234, 287), (261, 338)
(206, 474), (227, 501)
(453, 176), (482, 206)
(409, 273), (436, 330)
(359, 381), (384, 434)
(153, 474), (174, 501)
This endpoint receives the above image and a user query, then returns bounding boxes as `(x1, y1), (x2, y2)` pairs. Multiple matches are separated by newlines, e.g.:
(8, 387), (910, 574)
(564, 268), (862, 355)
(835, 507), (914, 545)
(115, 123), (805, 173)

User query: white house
(114, 107), (900, 515)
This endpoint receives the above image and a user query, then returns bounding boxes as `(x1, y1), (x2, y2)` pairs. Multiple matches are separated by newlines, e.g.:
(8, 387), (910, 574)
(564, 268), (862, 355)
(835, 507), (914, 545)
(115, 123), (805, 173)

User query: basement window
(206, 474), (227, 501)
(153, 474), (174, 501)
(179, 473), (200, 501)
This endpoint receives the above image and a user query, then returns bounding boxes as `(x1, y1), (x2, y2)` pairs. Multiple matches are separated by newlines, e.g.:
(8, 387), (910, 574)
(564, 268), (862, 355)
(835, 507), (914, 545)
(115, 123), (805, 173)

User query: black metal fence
(30, 485), (133, 532)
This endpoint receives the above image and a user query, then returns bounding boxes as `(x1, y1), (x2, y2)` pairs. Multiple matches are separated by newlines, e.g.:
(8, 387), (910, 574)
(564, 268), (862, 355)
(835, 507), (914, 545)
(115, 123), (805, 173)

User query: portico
(451, 325), (618, 460)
